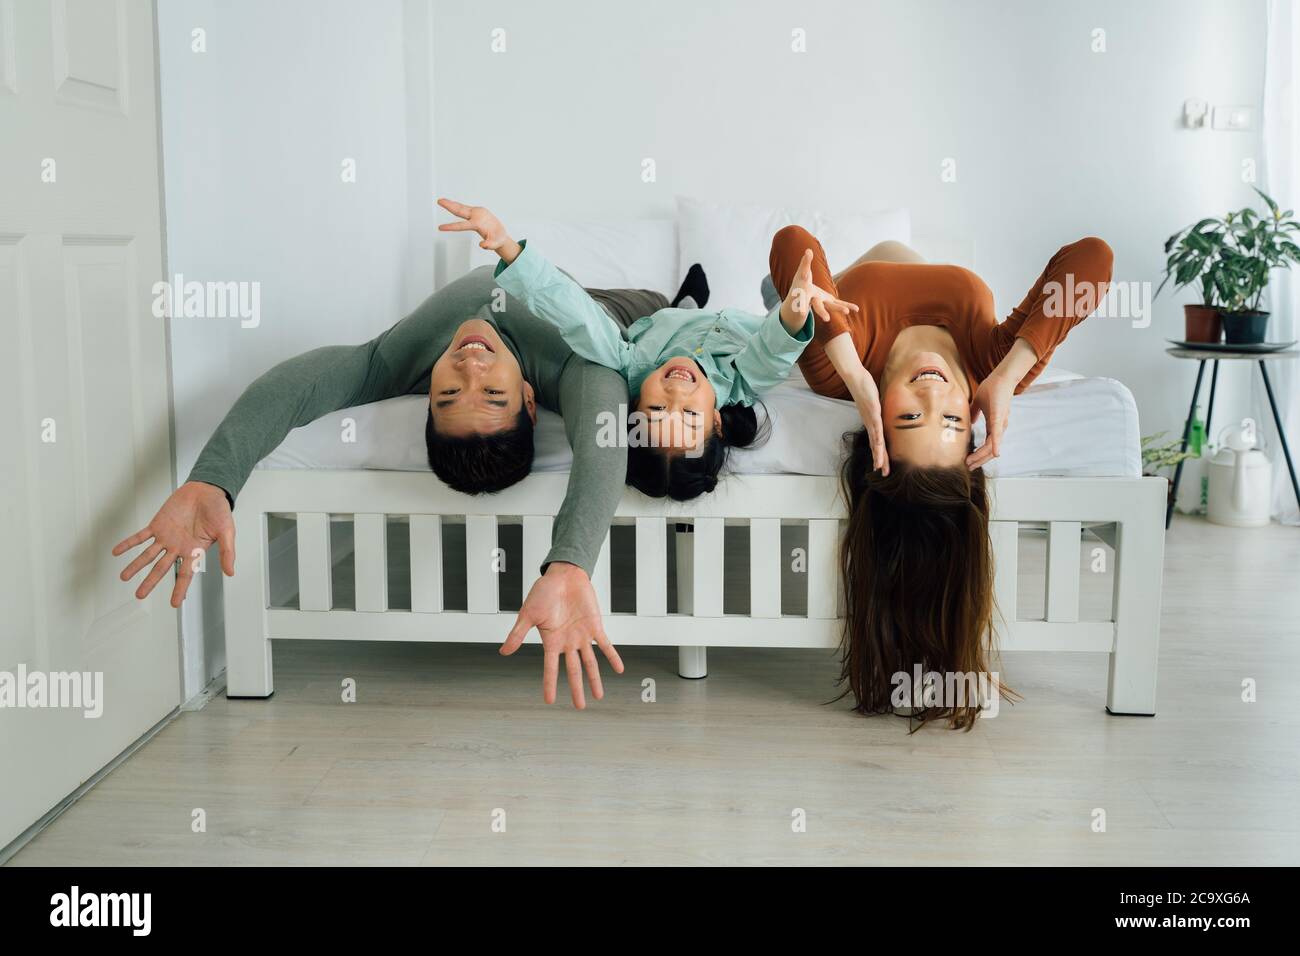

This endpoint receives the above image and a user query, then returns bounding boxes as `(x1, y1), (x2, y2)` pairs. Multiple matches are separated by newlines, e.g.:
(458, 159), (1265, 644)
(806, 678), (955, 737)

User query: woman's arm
(825, 332), (889, 476)
(966, 337), (1039, 470)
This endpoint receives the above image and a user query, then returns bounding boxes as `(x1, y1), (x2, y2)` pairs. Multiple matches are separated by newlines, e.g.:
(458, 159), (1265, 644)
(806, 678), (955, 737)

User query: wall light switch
(1212, 105), (1252, 130)
(1183, 98), (1209, 128)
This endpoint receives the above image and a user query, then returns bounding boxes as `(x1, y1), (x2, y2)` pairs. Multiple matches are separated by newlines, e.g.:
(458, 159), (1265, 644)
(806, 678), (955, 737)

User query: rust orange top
(768, 226), (1113, 401)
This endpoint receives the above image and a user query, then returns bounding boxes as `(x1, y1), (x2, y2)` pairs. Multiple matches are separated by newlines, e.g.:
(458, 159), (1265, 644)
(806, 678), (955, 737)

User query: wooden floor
(9, 515), (1299, 866)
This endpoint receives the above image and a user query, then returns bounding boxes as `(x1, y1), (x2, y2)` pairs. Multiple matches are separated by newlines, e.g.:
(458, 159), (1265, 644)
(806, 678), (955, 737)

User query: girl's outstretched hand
(437, 198), (522, 263)
(781, 248), (858, 333)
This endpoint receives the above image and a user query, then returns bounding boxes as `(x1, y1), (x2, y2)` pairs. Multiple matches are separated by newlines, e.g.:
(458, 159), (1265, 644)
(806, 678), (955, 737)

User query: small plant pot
(1220, 310), (1270, 345)
(1183, 304), (1222, 343)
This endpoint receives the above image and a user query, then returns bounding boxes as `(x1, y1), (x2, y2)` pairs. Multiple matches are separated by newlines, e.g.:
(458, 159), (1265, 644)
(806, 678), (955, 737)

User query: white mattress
(258, 368), (1140, 479)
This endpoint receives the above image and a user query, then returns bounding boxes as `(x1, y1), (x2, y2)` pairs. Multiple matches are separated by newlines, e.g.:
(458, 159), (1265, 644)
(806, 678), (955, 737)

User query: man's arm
(188, 344), (379, 501)
(497, 356), (629, 709)
(546, 358), (629, 574)
(116, 341), (384, 606)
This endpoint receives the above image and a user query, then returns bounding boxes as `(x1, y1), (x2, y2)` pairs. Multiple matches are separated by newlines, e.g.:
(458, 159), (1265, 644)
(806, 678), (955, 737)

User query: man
(113, 259), (668, 709)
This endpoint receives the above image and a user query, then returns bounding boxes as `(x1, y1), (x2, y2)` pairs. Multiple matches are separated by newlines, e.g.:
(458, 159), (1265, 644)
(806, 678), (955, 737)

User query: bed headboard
(467, 219), (680, 294)
(446, 198), (972, 312)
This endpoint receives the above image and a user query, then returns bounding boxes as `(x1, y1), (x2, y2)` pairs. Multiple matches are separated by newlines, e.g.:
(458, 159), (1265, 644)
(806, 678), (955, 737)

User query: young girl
(439, 198), (858, 499)
(765, 225), (1113, 729)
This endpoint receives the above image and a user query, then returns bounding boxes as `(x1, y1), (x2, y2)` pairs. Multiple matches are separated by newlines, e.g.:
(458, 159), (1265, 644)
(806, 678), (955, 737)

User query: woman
(767, 227), (1113, 729)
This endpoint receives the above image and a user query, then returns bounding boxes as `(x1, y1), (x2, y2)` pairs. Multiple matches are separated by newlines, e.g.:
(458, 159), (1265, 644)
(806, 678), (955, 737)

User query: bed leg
(224, 510), (274, 698)
(1105, 481), (1164, 716)
(673, 522), (708, 679)
(678, 646), (708, 680)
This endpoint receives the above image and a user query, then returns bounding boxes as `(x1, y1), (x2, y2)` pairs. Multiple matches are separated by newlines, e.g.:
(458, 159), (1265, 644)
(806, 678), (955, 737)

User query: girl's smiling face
(635, 357), (721, 452)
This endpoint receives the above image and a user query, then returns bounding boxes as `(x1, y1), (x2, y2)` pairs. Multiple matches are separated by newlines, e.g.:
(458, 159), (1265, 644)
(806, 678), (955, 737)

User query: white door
(0, 0), (179, 847)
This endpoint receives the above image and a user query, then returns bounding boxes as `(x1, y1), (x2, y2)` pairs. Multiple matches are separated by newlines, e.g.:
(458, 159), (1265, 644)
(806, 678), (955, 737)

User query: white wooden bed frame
(222, 470), (1166, 715)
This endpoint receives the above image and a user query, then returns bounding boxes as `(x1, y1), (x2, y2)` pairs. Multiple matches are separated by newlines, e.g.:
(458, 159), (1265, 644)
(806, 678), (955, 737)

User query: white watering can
(1205, 424), (1272, 527)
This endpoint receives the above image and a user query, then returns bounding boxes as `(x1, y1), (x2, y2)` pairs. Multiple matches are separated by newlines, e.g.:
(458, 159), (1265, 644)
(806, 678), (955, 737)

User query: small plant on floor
(1141, 432), (1197, 477)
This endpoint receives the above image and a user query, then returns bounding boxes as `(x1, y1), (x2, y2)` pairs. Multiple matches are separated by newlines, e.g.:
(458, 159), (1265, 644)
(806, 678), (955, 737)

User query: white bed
(223, 206), (1165, 718)
(260, 369), (1141, 480)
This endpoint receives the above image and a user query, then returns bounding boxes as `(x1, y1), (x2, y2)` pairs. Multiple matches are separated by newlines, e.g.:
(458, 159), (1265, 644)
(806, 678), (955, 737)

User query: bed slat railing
(520, 515), (553, 600)
(465, 514), (498, 614)
(409, 514), (443, 613)
(807, 518), (840, 620)
(989, 519), (1019, 638)
(635, 516), (667, 616)
(1045, 520), (1082, 623)
(296, 512), (332, 611)
(353, 513), (388, 612)
(593, 532), (612, 613)
(749, 518), (782, 618)
(691, 518), (724, 617)
(228, 471), (1164, 716)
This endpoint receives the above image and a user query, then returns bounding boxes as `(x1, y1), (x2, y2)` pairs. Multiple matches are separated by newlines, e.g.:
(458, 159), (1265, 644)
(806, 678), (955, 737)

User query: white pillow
(676, 196), (911, 314)
(467, 219), (678, 295)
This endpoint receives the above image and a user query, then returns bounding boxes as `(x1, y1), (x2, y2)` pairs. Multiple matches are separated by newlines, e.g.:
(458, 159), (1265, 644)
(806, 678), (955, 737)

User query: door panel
(0, 0), (178, 847)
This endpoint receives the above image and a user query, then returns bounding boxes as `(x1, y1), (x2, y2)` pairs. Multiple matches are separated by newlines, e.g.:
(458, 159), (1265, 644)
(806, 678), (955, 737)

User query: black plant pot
(1220, 310), (1270, 345)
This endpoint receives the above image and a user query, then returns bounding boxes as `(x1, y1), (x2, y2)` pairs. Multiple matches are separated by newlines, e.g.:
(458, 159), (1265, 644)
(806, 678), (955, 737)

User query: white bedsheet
(258, 368), (1140, 479)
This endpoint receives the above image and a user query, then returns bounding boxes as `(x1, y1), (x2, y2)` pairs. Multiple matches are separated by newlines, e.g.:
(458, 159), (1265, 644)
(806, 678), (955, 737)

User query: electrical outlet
(1212, 105), (1252, 131)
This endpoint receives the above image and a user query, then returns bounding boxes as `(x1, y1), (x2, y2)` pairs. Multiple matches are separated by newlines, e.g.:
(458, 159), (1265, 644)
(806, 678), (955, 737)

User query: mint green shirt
(494, 242), (813, 407)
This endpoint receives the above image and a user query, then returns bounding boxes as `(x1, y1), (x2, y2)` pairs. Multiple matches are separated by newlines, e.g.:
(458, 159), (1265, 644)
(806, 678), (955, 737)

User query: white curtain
(1262, 0), (1300, 525)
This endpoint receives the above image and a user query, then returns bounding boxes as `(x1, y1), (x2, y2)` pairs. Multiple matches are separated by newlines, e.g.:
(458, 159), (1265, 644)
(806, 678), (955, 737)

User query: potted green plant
(1141, 432), (1198, 510)
(1157, 216), (1228, 342)
(1207, 189), (1300, 344)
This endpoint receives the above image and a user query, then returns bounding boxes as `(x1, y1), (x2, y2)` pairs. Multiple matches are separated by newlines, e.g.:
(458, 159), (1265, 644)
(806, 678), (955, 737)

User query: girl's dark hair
(626, 401), (769, 501)
(837, 427), (1015, 731)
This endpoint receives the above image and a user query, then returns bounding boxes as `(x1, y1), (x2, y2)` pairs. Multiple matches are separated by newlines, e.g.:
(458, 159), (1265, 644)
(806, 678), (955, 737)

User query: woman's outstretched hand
(437, 198), (523, 264)
(780, 248), (858, 334)
(966, 373), (1015, 470)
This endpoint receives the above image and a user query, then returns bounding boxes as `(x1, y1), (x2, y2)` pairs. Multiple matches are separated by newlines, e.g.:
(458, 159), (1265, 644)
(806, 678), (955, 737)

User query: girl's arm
(730, 248), (859, 398)
(437, 198), (633, 373)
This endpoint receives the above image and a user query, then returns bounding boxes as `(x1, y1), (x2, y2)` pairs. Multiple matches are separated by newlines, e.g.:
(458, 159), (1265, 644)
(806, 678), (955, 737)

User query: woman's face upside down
(881, 350), (972, 468)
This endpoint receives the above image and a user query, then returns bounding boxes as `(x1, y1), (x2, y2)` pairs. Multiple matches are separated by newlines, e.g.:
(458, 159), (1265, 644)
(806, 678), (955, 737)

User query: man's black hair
(425, 405), (534, 494)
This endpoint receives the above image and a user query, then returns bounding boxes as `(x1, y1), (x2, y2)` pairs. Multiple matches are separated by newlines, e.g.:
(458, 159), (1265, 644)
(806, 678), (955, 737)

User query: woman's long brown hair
(837, 428), (1014, 730)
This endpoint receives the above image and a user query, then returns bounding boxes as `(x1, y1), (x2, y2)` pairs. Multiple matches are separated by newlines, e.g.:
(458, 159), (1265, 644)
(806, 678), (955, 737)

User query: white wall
(158, 0), (431, 698)
(431, 0), (1269, 450)
(158, 0), (1272, 696)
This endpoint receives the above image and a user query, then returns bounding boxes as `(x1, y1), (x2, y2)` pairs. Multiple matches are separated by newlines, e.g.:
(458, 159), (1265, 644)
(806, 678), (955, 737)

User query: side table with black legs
(1165, 347), (1300, 528)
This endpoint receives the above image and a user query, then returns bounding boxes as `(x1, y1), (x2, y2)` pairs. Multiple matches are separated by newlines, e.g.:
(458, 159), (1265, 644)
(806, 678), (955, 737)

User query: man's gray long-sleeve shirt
(187, 266), (628, 576)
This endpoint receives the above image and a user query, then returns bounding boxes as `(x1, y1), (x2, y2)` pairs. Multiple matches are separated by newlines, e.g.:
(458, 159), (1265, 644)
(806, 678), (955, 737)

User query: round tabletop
(1166, 347), (1297, 361)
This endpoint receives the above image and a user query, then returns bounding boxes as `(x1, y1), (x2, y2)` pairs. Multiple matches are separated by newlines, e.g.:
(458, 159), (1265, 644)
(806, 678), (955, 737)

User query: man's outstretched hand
(112, 480), (235, 607)
(500, 562), (623, 709)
